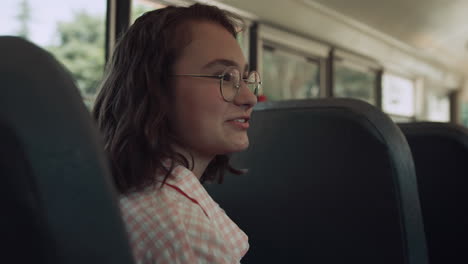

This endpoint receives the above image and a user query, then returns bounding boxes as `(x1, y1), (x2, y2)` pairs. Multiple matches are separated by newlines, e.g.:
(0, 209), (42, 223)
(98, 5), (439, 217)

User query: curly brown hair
(93, 4), (245, 194)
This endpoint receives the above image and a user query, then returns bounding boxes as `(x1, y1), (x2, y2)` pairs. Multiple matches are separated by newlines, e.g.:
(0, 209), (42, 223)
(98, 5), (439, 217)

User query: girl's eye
(223, 74), (233, 82)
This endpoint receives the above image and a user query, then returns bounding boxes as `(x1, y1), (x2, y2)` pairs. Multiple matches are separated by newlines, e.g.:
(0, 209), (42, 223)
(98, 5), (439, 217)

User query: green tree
(16, 0), (32, 38)
(47, 11), (105, 99)
(45, 4), (158, 108)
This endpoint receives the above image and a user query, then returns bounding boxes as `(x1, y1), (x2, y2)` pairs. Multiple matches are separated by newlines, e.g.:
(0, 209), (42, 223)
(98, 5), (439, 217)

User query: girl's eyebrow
(203, 59), (249, 72)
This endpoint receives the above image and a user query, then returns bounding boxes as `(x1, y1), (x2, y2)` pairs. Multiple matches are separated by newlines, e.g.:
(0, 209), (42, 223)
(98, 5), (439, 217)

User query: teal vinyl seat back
(399, 122), (468, 264)
(206, 99), (429, 264)
(0, 36), (134, 264)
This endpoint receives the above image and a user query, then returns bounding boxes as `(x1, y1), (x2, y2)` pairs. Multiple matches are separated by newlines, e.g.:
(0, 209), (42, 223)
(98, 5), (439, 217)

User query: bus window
(1, 0), (106, 109)
(334, 59), (378, 105)
(426, 90), (450, 122)
(382, 73), (416, 120)
(461, 88), (468, 127)
(262, 45), (320, 101)
(462, 103), (468, 127)
(236, 23), (250, 61)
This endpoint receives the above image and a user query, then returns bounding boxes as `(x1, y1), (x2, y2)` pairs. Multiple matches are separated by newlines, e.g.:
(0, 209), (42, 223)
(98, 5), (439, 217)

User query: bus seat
(399, 122), (468, 264)
(205, 99), (428, 264)
(0, 36), (135, 264)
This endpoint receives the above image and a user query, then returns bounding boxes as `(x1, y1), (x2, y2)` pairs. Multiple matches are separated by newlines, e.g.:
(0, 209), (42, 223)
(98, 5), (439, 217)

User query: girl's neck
(172, 144), (213, 179)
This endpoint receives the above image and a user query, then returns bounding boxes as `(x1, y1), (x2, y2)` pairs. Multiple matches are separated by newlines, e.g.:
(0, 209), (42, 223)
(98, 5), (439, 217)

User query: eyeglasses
(174, 66), (262, 102)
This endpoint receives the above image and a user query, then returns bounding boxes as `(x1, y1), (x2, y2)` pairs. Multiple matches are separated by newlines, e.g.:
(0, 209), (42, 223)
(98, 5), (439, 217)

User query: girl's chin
(228, 141), (249, 153)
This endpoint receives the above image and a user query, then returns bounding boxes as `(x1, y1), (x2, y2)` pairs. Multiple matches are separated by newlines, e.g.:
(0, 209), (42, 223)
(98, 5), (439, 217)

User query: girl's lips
(226, 120), (249, 129)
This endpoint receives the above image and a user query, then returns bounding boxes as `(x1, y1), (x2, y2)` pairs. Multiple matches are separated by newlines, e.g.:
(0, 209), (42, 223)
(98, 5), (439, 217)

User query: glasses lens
(221, 67), (240, 101)
(247, 71), (262, 95)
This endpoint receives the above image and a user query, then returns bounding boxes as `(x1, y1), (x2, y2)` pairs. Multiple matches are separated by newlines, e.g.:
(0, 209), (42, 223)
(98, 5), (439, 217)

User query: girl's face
(171, 21), (257, 158)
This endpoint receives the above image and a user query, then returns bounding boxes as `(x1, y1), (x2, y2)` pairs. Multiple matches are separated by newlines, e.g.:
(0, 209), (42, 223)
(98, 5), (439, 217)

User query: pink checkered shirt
(119, 165), (249, 264)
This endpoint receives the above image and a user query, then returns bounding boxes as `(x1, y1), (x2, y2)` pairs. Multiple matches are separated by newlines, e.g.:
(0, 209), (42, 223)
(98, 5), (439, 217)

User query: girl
(93, 4), (260, 263)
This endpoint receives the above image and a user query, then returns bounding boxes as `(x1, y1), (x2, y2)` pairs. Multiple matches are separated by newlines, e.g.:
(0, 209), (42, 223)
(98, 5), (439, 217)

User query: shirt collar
(158, 164), (216, 219)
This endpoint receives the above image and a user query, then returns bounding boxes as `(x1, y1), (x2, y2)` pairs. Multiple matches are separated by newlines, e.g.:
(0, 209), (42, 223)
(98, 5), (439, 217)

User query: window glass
(236, 25), (249, 59)
(426, 91), (450, 122)
(382, 74), (415, 117)
(131, 0), (165, 23)
(1, 0), (106, 109)
(262, 45), (320, 101)
(334, 61), (376, 105)
(462, 103), (468, 128)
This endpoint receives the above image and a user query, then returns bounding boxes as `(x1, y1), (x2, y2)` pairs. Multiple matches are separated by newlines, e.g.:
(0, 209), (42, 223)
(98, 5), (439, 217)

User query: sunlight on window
(0, 0), (106, 109)
(382, 74), (415, 117)
(426, 91), (450, 122)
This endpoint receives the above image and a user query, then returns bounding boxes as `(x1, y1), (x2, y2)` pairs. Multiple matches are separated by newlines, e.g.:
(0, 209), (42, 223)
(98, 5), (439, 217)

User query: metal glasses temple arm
(174, 74), (223, 79)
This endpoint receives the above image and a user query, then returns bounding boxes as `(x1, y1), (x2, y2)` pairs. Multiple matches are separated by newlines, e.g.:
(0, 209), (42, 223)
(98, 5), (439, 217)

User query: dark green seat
(0, 36), (134, 264)
(206, 98), (429, 264)
(399, 122), (468, 264)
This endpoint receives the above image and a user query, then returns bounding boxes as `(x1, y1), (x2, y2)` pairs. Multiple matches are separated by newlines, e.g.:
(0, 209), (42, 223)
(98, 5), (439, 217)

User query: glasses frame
(174, 66), (262, 102)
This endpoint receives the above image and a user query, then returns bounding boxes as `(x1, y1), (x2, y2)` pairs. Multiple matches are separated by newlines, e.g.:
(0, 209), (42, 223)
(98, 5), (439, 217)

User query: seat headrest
(206, 98), (428, 264)
(399, 121), (468, 264)
(0, 36), (134, 264)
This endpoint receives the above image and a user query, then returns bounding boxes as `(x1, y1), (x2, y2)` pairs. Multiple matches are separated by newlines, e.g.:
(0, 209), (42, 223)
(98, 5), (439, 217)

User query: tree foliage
(47, 11), (105, 98)
(16, 0), (32, 38)
(13, 3), (160, 108)
(45, 4), (154, 102)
